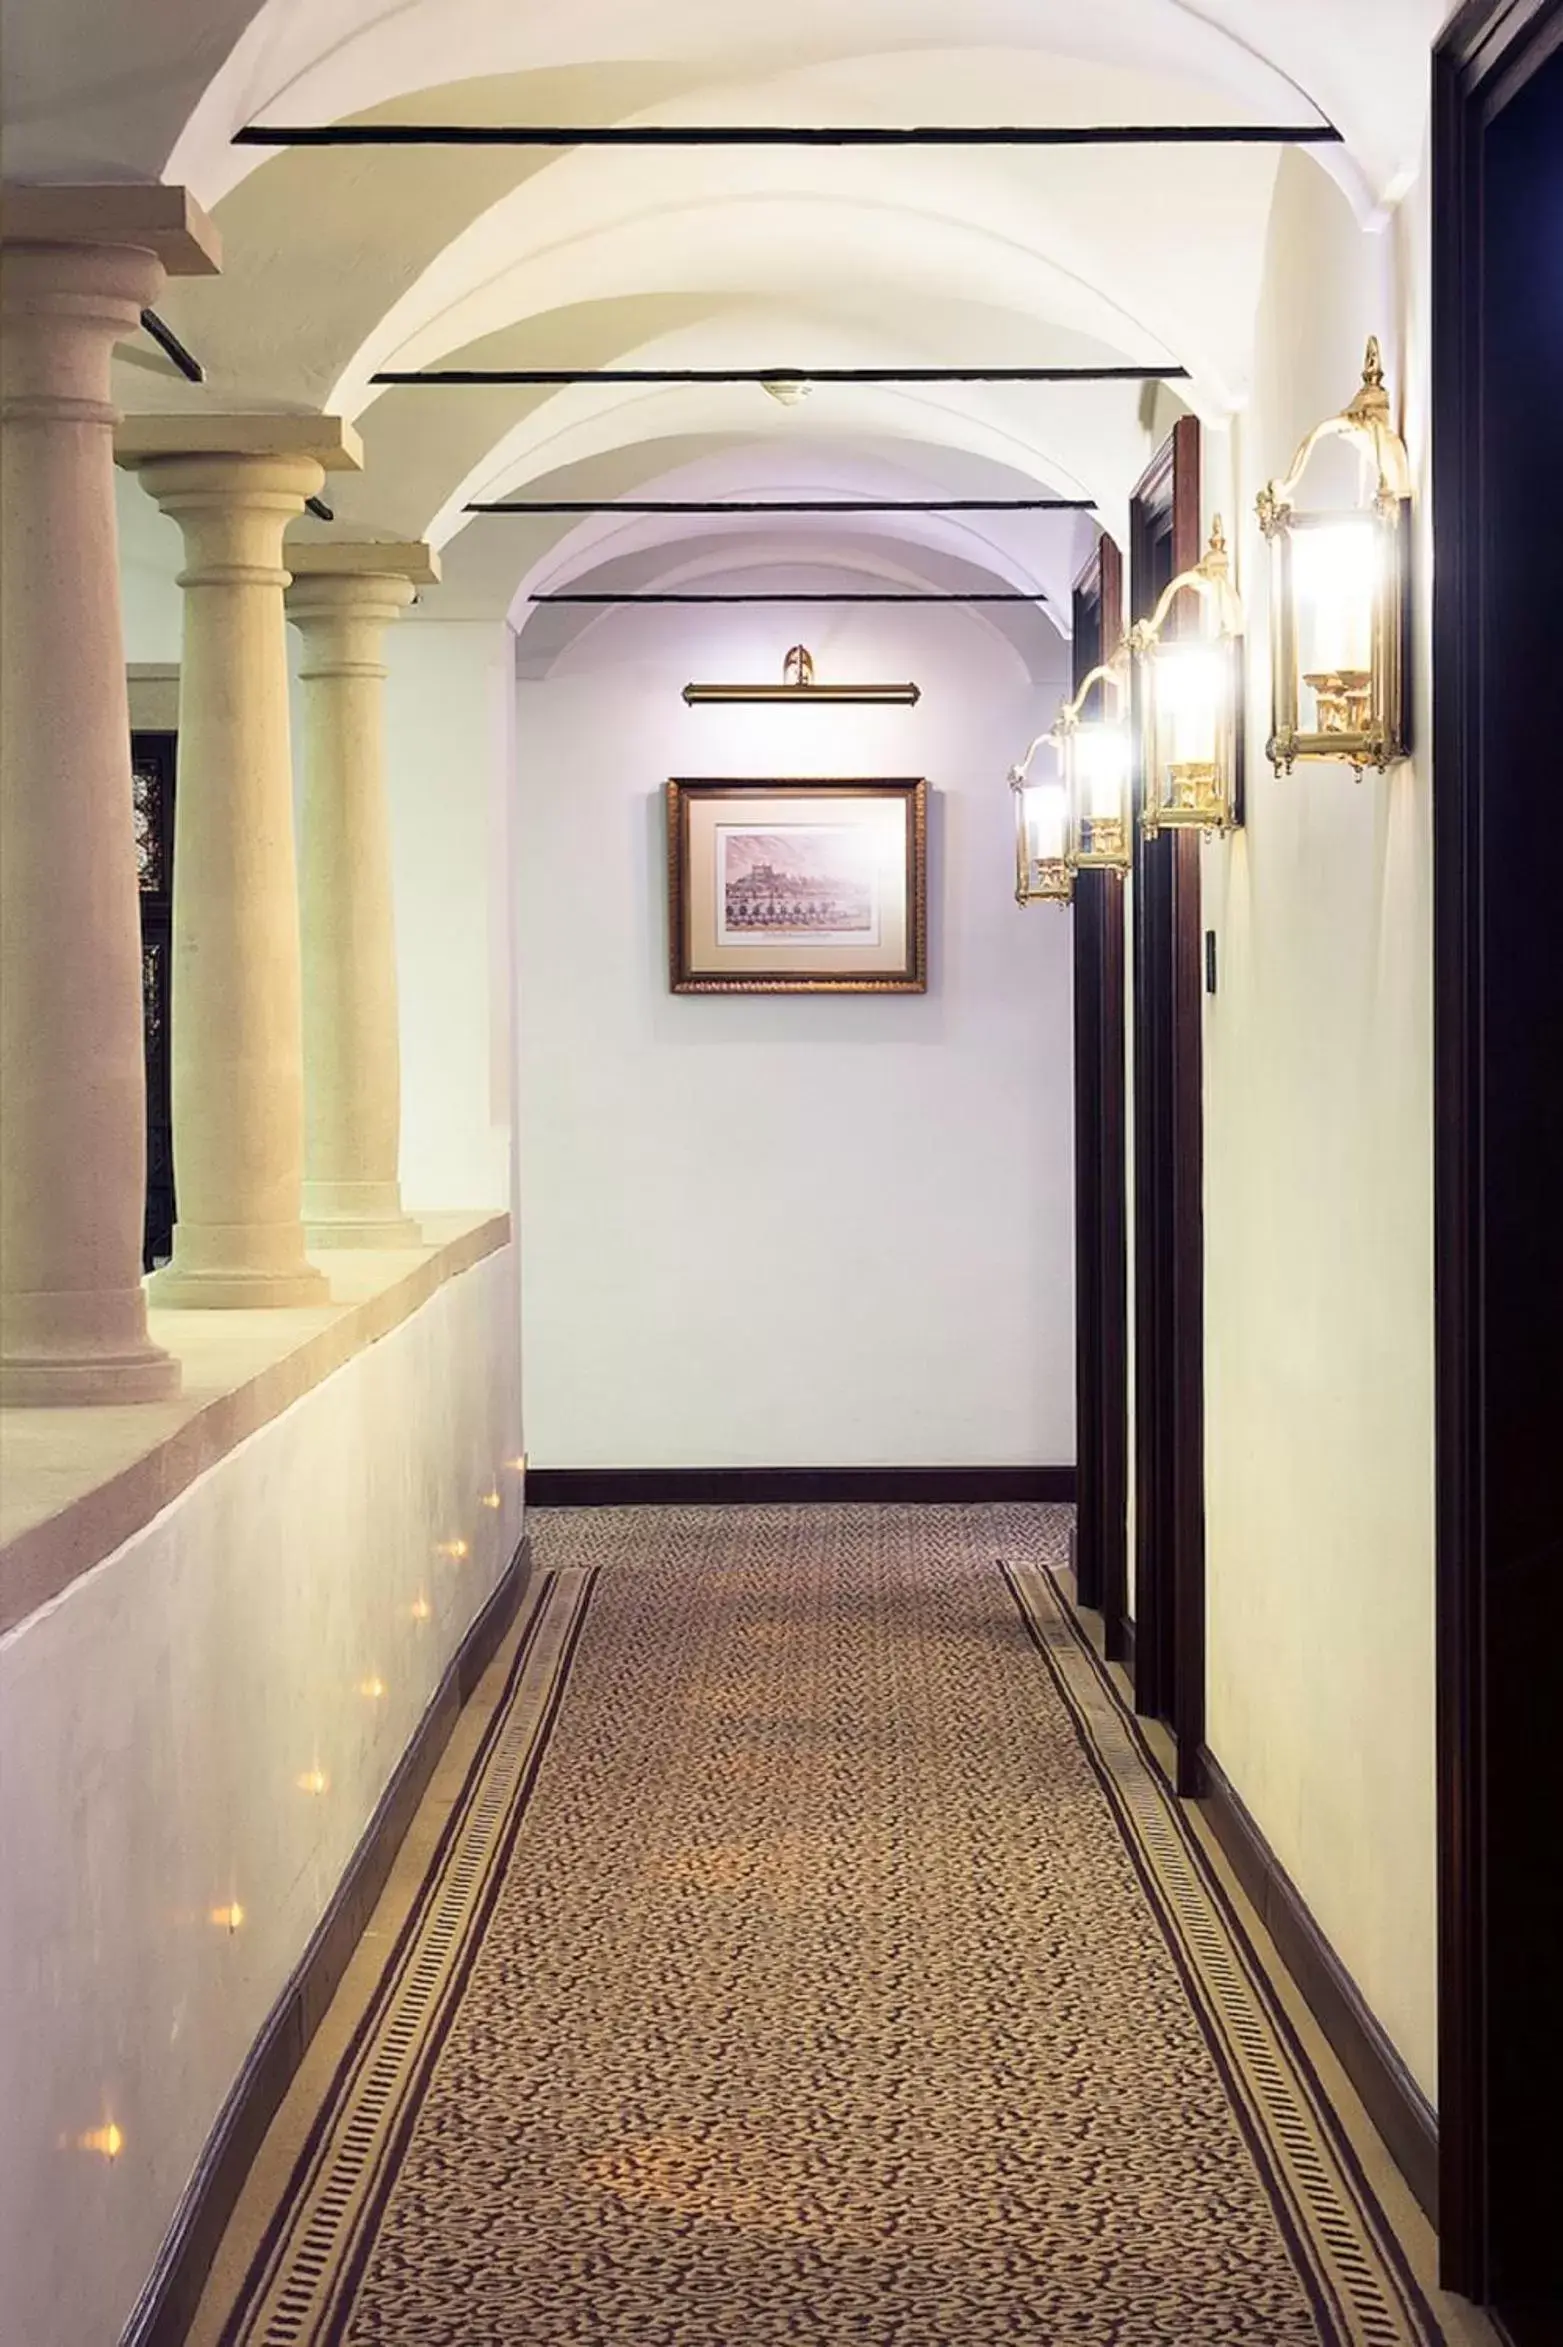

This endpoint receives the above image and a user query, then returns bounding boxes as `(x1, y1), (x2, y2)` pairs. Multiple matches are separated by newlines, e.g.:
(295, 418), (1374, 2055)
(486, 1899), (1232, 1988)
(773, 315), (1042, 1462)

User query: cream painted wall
(379, 617), (518, 1215)
(0, 1246), (524, 2347)
(117, 468), (184, 665)
(514, 586), (1076, 1469)
(1200, 148), (1437, 2096)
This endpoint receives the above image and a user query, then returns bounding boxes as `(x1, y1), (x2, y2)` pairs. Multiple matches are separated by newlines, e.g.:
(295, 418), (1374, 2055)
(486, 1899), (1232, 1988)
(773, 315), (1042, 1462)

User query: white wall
(116, 468), (184, 665)
(381, 616), (518, 1214)
(0, 1246), (524, 2347)
(515, 587), (1076, 1469)
(1200, 148), (1437, 2096)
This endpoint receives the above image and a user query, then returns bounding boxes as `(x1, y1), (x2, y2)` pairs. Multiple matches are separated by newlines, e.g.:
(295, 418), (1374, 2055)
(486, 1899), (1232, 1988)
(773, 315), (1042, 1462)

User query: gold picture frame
(666, 778), (928, 995)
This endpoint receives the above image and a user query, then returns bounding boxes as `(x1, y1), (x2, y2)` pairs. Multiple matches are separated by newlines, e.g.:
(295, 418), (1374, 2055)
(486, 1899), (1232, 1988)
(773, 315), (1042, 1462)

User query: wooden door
(1070, 539), (1130, 1660)
(1432, 7), (1563, 2330)
(1128, 415), (1206, 1790)
(131, 731), (176, 1270)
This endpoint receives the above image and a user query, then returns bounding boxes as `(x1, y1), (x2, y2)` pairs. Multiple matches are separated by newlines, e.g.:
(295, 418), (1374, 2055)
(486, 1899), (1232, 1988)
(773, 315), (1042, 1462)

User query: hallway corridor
(196, 1508), (1451, 2346)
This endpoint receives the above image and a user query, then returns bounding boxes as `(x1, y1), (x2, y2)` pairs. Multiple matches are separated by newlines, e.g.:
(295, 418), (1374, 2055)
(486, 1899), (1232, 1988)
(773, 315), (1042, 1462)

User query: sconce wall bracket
(684, 642), (920, 705)
(1256, 338), (1412, 775)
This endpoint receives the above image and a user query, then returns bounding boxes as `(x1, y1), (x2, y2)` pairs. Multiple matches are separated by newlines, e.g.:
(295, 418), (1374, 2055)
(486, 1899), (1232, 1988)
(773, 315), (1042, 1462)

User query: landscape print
(717, 825), (881, 947)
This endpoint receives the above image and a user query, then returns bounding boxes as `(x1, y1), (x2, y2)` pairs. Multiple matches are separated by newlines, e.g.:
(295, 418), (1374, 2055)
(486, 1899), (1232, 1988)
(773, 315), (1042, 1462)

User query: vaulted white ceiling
(5, 0), (1454, 665)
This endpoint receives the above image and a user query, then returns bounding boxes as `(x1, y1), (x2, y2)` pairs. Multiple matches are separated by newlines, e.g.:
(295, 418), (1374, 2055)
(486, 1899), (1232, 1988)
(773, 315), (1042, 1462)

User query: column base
(147, 1226), (330, 1310)
(148, 1262), (331, 1310)
(305, 1215), (425, 1250)
(0, 1343), (181, 1409)
(0, 1286), (182, 1406)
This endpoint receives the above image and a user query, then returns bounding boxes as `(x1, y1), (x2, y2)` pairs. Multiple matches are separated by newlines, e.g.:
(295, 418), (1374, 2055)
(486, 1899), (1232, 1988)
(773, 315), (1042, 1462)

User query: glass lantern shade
(1011, 758), (1073, 904)
(1131, 521), (1245, 838)
(1067, 721), (1133, 867)
(1257, 339), (1411, 774)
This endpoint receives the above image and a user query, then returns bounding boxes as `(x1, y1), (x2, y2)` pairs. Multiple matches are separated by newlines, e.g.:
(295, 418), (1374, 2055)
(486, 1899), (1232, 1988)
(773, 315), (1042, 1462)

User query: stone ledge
(0, 1212), (510, 1639)
(1, 183), (222, 274)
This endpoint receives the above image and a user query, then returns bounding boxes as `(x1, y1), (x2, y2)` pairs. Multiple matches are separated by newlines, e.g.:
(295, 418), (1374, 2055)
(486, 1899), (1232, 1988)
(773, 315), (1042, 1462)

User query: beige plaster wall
(0, 1244), (523, 2347)
(513, 584), (1076, 1470)
(1200, 148), (1437, 2097)
(128, 663), (180, 732)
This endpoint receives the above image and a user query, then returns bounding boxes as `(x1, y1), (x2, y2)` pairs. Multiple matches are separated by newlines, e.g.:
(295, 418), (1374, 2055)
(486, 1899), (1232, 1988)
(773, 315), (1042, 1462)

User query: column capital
(286, 543), (440, 646)
(1, 183), (221, 275)
(116, 412), (364, 474)
(287, 542), (441, 588)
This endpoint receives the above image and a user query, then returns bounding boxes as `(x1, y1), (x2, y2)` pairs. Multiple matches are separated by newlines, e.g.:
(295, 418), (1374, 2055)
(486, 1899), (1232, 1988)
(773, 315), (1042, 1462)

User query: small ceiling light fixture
(1257, 338), (1411, 775)
(760, 374), (813, 406)
(1009, 731), (1074, 905)
(1131, 518), (1245, 836)
(684, 643), (920, 706)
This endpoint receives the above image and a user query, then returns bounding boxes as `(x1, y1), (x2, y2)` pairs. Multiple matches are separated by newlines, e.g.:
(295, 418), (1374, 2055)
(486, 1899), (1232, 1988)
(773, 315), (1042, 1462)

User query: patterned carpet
(224, 1504), (1442, 2346)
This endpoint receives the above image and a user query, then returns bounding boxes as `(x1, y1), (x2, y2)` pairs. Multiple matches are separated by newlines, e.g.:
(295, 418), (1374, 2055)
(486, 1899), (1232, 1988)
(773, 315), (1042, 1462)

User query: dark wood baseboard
(1198, 1744), (1438, 2221)
(125, 1536), (533, 2347)
(527, 1465), (1076, 1508)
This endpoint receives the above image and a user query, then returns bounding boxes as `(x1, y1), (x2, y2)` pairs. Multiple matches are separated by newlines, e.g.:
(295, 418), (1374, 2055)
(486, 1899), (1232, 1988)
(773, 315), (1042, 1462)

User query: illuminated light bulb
(210, 1902), (245, 1933)
(1292, 516), (1378, 680)
(437, 1538), (470, 1561)
(1021, 776), (1068, 864)
(409, 1596), (433, 1624)
(359, 1676), (387, 1701)
(1154, 641), (1225, 775)
(1074, 722), (1130, 822)
(297, 1767), (329, 1797)
(480, 1490), (502, 1511)
(79, 2123), (124, 2160)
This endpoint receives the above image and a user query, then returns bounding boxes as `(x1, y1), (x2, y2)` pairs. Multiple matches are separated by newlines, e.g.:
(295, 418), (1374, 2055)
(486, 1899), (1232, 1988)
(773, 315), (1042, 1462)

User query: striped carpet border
(220, 1565), (599, 2346)
(1001, 1561), (1443, 2347)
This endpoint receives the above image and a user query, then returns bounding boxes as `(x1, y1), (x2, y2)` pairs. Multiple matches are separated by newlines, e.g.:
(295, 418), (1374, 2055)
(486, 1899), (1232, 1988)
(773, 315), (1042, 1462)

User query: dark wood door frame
(1069, 539), (1130, 1661)
(131, 730), (177, 1271)
(1128, 415), (1207, 1793)
(1432, 4), (1563, 2328)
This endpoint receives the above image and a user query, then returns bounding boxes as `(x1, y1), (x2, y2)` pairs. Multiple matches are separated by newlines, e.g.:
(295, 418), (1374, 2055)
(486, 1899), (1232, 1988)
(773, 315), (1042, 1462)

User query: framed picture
(666, 777), (928, 994)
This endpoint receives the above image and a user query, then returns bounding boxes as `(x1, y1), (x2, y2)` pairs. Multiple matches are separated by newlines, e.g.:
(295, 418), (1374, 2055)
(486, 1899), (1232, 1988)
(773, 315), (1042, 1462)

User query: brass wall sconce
(1256, 338), (1411, 775)
(1058, 651), (1133, 873)
(1009, 731), (1073, 905)
(1130, 518), (1245, 836)
(684, 644), (920, 705)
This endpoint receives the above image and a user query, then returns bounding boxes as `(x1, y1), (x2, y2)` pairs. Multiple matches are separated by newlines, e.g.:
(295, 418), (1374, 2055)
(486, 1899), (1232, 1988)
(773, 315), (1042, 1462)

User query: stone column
(0, 188), (219, 1404)
(286, 544), (439, 1247)
(117, 416), (362, 1307)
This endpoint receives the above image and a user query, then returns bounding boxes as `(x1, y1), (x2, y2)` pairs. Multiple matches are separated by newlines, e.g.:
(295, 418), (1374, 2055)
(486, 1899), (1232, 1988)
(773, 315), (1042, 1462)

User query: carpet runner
(223, 1503), (1440, 2345)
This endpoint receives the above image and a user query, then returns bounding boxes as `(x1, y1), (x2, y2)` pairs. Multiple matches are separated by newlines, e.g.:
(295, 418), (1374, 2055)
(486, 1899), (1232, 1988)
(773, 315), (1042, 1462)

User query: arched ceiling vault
(6, 0), (1455, 637)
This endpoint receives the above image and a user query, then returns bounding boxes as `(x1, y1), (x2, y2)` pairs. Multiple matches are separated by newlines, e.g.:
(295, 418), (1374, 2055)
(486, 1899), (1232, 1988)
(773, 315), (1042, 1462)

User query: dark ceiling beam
(529, 590), (1048, 604)
(379, 365), (1185, 386)
(469, 496), (1097, 513)
(138, 308), (204, 383)
(236, 122), (1341, 149)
